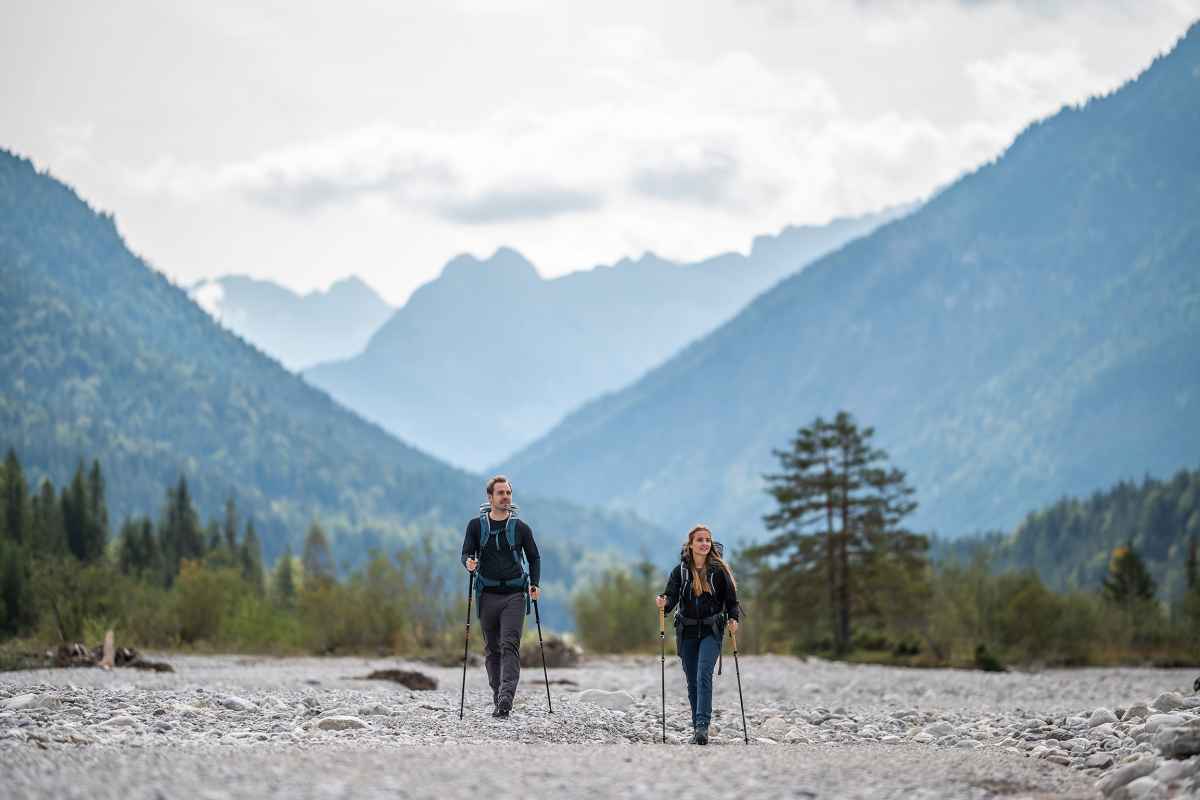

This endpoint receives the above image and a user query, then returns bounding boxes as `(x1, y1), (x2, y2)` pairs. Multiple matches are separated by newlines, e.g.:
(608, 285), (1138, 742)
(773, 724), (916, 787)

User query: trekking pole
(459, 555), (477, 721)
(658, 603), (667, 744)
(730, 629), (749, 744)
(532, 598), (553, 713)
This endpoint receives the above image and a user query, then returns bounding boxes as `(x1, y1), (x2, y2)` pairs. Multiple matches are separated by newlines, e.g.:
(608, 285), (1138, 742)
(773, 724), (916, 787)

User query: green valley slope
(502, 22), (1200, 545)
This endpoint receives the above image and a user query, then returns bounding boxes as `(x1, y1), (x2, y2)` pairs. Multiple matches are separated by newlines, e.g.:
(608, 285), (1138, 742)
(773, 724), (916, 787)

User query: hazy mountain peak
(439, 247), (540, 286)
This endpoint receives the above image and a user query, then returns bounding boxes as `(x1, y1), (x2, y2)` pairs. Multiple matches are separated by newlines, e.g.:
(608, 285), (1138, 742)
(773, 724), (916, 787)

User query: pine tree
(302, 521), (335, 586)
(0, 537), (34, 635)
(137, 518), (160, 581)
(86, 460), (109, 558)
(1102, 541), (1157, 605)
(117, 518), (144, 575)
(273, 544), (296, 607)
(1186, 536), (1197, 591)
(755, 412), (922, 655)
(31, 479), (65, 557)
(61, 463), (91, 562)
(204, 520), (222, 555)
(223, 497), (238, 555)
(161, 476), (203, 580)
(3, 449), (30, 547)
(240, 519), (264, 593)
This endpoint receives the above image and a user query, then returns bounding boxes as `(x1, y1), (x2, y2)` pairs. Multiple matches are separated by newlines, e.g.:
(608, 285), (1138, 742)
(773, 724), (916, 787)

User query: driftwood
(361, 669), (437, 690)
(100, 630), (115, 670)
(47, 642), (173, 672)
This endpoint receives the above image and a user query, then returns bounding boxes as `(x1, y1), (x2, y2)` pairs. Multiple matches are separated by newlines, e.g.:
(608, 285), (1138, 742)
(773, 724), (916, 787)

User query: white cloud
(967, 47), (1116, 127)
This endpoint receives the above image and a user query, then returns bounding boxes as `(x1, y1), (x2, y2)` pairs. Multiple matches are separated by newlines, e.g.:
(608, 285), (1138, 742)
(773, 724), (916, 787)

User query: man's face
(490, 482), (513, 513)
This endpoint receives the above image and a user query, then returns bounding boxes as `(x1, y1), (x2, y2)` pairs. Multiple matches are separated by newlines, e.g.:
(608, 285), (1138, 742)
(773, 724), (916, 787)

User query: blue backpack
(472, 503), (530, 616)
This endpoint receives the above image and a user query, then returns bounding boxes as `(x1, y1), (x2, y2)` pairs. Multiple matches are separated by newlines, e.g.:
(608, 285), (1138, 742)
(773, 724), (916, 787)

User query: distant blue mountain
(0, 149), (672, 629)
(190, 275), (392, 371)
(305, 206), (910, 469)
(500, 22), (1200, 545)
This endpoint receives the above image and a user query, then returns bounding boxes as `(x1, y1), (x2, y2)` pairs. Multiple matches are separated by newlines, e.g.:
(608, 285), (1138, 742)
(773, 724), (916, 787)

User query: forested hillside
(0, 150), (668, 629)
(941, 467), (1200, 601)
(502, 23), (1200, 545)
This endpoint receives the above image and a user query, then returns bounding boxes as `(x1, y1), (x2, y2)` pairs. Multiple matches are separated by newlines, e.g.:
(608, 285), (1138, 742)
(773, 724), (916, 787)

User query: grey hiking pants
(479, 591), (525, 704)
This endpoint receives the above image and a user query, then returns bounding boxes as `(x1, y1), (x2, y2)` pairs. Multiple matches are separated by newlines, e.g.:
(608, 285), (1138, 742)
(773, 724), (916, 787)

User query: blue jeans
(678, 633), (721, 730)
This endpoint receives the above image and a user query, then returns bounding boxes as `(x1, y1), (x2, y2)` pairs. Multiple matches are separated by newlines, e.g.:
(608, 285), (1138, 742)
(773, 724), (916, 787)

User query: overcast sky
(4, 1), (1197, 304)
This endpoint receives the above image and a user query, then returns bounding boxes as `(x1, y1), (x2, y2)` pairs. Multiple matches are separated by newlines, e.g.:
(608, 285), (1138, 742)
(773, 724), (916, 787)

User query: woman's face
(690, 529), (713, 560)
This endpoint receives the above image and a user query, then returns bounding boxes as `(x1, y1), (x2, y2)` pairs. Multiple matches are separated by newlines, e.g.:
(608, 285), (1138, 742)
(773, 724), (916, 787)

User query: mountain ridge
(306, 203), (913, 469)
(498, 21), (1200, 545)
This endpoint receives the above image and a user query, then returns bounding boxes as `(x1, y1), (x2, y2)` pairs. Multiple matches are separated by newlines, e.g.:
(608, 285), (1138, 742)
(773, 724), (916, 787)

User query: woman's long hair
(682, 525), (736, 597)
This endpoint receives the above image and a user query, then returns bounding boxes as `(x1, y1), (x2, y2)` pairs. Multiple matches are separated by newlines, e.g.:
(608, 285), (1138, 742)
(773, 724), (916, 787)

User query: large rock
(519, 635), (581, 668)
(577, 689), (635, 710)
(1154, 720), (1200, 759)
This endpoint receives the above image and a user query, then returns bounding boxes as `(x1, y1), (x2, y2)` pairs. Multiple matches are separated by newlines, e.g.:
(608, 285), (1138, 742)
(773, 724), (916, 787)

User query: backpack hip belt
(473, 507), (530, 617)
(675, 611), (726, 639)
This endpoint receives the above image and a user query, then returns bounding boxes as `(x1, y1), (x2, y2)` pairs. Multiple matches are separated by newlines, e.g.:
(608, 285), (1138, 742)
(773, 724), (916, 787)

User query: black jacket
(661, 559), (740, 628)
(460, 515), (541, 590)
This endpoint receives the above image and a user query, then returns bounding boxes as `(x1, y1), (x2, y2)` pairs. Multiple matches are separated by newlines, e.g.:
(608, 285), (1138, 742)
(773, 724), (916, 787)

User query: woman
(655, 524), (740, 745)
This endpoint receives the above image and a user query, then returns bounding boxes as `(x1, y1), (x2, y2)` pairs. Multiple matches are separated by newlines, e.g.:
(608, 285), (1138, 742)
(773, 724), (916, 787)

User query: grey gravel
(1, 653), (1198, 798)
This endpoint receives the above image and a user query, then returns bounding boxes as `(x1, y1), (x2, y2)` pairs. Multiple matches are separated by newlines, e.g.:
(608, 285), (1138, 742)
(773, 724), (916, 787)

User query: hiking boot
(692, 727), (709, 745)
(493, 698), (512, 719)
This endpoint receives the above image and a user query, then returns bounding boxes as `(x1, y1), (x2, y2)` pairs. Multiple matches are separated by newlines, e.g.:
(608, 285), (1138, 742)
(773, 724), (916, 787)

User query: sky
(4, 1), (1198, 304)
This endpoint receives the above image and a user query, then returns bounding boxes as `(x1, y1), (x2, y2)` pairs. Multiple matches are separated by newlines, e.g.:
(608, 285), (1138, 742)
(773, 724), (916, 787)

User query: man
(461, 475), (541, 719)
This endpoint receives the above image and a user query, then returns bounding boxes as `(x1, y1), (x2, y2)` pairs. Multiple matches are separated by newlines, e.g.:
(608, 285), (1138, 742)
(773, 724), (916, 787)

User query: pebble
(0, 654), (1197, 798)
(1150, 692), (1184, 712)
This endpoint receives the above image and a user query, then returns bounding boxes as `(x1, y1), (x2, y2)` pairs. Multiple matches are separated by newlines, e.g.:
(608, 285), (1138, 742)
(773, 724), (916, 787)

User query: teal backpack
(472, 503), (530, 616)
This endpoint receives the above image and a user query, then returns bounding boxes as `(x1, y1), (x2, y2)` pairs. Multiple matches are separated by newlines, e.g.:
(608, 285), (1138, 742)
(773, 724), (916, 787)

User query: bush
(572, 562), (659, 654)
(173, 561), (248, 644)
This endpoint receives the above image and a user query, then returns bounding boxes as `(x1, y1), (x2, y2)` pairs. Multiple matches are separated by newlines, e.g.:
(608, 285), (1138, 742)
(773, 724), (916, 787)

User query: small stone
(1044, 754), (1072, 767)
(1152, 759), (1196, 784)
(881, 735), (901, 744)
(924, 721), (955, 737)
(912, 732), (935, 744)
(1124, 705), (1151, 721)
(1144, 714), (1185, 733)
(1119, 776), (1164, 799)
(221, 696), (257, 712)
(1151, 693), (1184, 712)
(761, 717), (788, 735)
(577, 689), (636, 710)
(314, 716), (369, 731)
(1086, 753), (1115, 769)
(1096, 757), (1157, 795)
(1091, 708), (1119, 727)
(358, 704), (389, 717)
(1153, 720), (1200, 759)
(1064, 738), (1091, 752)
(98, 715), (139, 728)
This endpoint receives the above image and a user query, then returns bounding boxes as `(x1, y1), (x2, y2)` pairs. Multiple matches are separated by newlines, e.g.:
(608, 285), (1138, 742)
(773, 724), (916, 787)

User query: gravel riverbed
(2, 654), (1198, 799)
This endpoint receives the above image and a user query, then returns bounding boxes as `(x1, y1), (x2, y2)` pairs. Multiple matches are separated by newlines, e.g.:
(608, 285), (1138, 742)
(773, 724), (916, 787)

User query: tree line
(573, 413), (1199, 667)
(0, 450), (459, 656)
